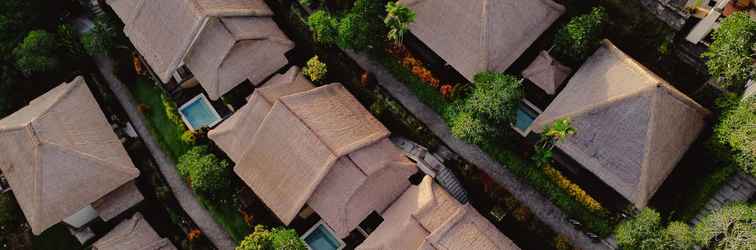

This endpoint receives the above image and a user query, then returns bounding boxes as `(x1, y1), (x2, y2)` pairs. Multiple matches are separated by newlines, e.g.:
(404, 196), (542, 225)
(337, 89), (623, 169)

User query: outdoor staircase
(392, 137), (470, 204)
(690, 171), (756, 225)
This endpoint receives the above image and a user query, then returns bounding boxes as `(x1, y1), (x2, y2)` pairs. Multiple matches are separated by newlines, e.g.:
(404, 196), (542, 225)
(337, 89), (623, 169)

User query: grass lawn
(129, 78), (252, 243)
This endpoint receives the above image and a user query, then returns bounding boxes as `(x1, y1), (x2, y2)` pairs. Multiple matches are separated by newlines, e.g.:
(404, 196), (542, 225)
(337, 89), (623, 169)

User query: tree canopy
(615, 208), (696, 250)
(552, 7), (607, 64)
(177, 146), (233, 201)
(13, 30), (58, 75)
(449, 72), (522, 144)
(702, 12), (756, 89)
(714, 96), (756, 176)
(694, 203), (755, 250)
(236, 225), (306, 250)
(384, 2), (415, 44)
(83, 17), (117, 56)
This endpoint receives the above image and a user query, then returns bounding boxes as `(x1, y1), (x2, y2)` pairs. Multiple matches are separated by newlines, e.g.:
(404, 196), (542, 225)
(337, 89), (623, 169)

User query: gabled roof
(522, 51), (572, 95)
(209, 67), (314, 162)
(92, 213), (176, 250)
(357, 176), (520, 250)
(185, 16), (294, 100)
(108, 0), (292, 93)
(398, 0), (565, 81)
(234, 83), (392, 223)
(528, 41), (710, 207)
(0, 77), (140, 235)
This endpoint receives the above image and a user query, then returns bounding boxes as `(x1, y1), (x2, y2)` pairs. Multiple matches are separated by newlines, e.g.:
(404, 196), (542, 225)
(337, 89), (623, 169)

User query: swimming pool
(178, 94), (222, 131)
(302, 222), (345, 250)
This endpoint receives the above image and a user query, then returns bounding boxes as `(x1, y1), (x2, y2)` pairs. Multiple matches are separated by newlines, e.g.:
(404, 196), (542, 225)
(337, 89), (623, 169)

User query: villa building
(107, 0), (294, 100)
(0, 77), (142, 235)
(527, 41), (711, 208)
(92, 213), (177, 250)
(397, 0), (565, 81)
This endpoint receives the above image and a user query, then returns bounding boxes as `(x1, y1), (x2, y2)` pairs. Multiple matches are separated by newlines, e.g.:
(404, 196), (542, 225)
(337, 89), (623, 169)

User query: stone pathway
(691, 171), (756, 224)
(89, 49), (237, 250)
(345, 51), (613, 250)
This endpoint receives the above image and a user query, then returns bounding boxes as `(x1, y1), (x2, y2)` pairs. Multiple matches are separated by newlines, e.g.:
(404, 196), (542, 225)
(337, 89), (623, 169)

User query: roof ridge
(637, 86), (660, 206)
(480, 0), (490, 71)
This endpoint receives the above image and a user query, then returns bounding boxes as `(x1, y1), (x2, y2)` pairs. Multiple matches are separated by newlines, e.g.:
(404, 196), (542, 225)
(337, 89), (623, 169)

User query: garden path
(345, 51), (615, 250)
(691, 171), (756, 225)
(76, 17), (237, 249)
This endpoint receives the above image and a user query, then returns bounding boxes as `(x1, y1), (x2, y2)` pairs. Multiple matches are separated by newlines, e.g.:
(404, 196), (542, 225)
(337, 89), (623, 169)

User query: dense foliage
(694, 203), (755, 250)
(306, 0), (386, 51)
(177, 146), (233, 201)
(304, 55), (327, 82)
(306, 10), (339, 45)
(236, 225), (306, 250)
(384, 2), (415, 44)
(82, 17), (117, 56)
(714, 96), (756, 176)
(702, 12), (756, 88)
(448, 72), (522, 144)
(552, 7), (607, 64)
(615, 208), (695, 250)
(13, 30), (59, 75)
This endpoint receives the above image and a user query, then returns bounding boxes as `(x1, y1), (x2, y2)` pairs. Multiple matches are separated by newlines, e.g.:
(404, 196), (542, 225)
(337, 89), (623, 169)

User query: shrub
(306, 10), (338, 45)
(466, 72), (522, 125)
(450, 110), (492, 145)
(177, 146), (232, 200)
(714, 97), (756, 176)
(384, 2), (415, 44)
(694, 203), (755, 250)
(161, 94), (184, 128)
(82, 17), (116, 56)
(181, 130), (198, 145)
(616, 208), (696, 250)
(56, 24), (85, 58)
(702, 12), (756, 88)
(665, 222), (695, 250)
(304, 55), (327, 82)
(552, 7), (607, 64)
(237, 225), (306, 250)
(337, 12), (372, 51)
(543, 165), (604, 212)
(13, 30), (58, 75)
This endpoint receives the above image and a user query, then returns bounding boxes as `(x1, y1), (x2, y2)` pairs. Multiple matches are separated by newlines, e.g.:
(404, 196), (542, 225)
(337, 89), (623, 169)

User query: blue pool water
(514, 104), (537, 131)
(179, 97), (221, 130)
(304, 224), (342, 250)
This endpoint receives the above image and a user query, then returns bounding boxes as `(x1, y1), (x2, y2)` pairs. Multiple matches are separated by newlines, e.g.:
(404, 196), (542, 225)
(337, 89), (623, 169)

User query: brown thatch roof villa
(358, 176), (520, 250)
(527, 41), (711, 207)
(92, 213), (177, 250)
(0, 77), (141, 235)
(397, 0), (565, 81)
(107, 0), (294, 100)
(208, 66), (314, 162)
(210, 78), (417, 237)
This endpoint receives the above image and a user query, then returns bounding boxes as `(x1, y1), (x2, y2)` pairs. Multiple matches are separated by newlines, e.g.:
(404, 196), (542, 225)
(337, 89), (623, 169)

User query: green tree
(307, 10), (338, 45)
(702, 12), (756, 88)
(82, 17), (117, 56)
(237, 225), (306, 250)
(466, 72), (522, 125)
(13, 30), (58, 75)
(384, 2), (415, 44)
(694, 203), (755, 250)
(665, 222), (695, 250)
(56, 24), (85, 58)
(616, 208), (697, 250)
(532, 118), (576, 167)
(177, 146), (232, 200)
(552, 7), (607, 64)
(714, 96), (756, 176)
(449, 110), (493, 145)
(337, 12), (373, 51)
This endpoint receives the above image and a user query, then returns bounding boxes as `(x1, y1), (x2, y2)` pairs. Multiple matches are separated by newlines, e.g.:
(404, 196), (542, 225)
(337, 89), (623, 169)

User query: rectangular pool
(178, 94), (222, 131)
(302, 222), (344, 250)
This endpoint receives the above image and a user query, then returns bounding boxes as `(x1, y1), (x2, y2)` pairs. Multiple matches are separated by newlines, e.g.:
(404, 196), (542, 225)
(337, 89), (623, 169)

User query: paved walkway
(345, 51), (613, 250)
(691, 171), (756, 224)
(85, 50), (237, 250)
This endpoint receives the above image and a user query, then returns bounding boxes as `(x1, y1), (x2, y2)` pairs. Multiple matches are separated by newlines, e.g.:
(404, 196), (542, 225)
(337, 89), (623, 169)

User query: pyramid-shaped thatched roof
(528, 41), (710, 207)
(357, 176), (520, 250)
(234, 83), (415, 235)
(522, 51), (572, 95)
(209, 66), (314, 162)
(108, 0), (293, 100)
(92, 213), (176, 250)
(0, 77), (140, 234)
(398, 0), (565, 81)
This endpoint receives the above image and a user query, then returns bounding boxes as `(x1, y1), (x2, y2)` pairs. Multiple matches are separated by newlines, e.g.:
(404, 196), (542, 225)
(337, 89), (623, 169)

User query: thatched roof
(528, 40), (710, 207)
(357, 176), (520, 250)
(108, 0), (293, 99)
(209, 66), (314, 162)
(522, 51), (572, 95)
(234, 83), (416, 235)
(0, 77), (140, 235)
(398, 0), (565, 81)
(92, 213), (176, 250)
